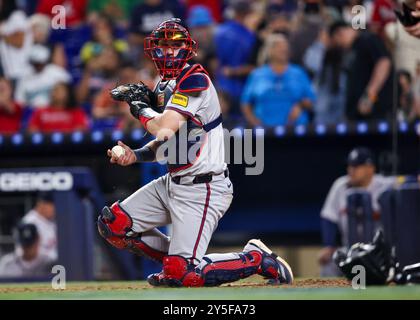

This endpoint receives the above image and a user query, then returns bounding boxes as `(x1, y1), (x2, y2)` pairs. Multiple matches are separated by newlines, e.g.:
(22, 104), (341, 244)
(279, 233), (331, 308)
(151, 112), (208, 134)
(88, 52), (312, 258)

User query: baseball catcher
(97, 18), (293, 287)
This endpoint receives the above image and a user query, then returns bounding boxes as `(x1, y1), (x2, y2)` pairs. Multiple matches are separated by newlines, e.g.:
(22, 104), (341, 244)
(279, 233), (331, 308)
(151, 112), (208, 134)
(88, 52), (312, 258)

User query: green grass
(1, 277), (420, 300)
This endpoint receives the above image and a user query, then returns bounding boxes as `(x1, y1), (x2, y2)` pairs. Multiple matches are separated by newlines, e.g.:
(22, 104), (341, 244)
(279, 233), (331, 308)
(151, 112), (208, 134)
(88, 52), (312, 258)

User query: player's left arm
(140, 74), (207, 136)
(115, 72), (207, 137)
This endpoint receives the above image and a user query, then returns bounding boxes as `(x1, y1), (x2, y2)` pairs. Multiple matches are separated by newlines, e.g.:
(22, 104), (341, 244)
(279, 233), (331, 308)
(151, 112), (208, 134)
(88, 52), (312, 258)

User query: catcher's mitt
(110, 82), (158, 108)
(110, 82), (160, 120)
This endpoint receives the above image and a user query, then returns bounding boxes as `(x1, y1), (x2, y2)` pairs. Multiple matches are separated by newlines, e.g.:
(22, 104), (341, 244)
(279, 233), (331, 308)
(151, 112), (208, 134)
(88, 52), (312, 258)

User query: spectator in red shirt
(0, 77), (22, 134)
(28, 82), (89, 133)
(370, 0), (396, 37)
(36, 0), (87, 28)
(92, 62), (148, 130)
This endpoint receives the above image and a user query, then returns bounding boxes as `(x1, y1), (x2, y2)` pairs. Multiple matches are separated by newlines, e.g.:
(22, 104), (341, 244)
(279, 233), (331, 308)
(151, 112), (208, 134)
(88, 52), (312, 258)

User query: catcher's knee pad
(200, 251), (262, 286)
(163, 255), (205, 287)
(97, 202), (133, 247)
(97, 202), (165, 262)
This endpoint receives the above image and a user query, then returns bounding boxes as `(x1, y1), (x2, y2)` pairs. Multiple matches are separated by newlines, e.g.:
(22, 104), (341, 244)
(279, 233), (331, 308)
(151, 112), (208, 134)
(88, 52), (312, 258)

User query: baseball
(111, 145), (125, 158)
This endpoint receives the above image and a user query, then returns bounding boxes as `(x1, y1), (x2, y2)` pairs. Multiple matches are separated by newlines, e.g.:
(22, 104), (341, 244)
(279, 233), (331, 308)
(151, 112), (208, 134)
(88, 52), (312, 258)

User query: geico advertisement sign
(0, 172), (73, 191)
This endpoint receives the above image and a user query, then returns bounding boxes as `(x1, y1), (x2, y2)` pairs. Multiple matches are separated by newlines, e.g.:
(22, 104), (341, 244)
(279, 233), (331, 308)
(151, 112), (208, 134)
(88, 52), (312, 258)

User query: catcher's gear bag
(395, 3), (420, 27)
(333, 229), (393, 285)
(110, 82), (159, 119)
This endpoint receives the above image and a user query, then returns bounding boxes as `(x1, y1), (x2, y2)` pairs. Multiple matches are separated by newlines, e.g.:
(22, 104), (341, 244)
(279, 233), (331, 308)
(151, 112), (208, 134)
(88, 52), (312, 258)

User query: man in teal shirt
(241, 34), (315, 127)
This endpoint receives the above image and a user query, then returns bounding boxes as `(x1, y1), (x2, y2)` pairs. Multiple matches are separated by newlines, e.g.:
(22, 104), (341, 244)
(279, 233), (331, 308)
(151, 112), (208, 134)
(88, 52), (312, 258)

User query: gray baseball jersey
(0, 251), (53, 278)
(120, 65), (233, 264)
(321, 174), (396, 247)
(22, 209), (57, 261)
(153, 69), (227, 177)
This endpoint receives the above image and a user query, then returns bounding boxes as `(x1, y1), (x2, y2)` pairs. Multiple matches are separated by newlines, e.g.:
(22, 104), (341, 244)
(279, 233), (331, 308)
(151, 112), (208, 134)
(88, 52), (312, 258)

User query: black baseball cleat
(247, 239), (294, 285)
(147, 272), (166, 287)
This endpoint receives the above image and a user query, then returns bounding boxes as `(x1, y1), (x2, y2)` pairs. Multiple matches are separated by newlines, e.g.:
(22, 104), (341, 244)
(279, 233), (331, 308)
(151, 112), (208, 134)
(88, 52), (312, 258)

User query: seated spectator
(128, 0), (179, 53)
(0, 2), (33, 84)
(0, 77), (22, 134)
(28, 82), (89, 133)
(0, 223), (54, 278)
(258, 11), (292, 42)
(92, 62), (144, 130)
(15, 44), (71, 109)
(187, 5), (217, 80)
(384, 19), (420, 79)
(370, 0), (396, 38)
(318, 147), (395, 277)
(329, 21), (393, 121)
(138, 58), (160, 90)
(29, 13), (67, 68)
(397, 70), (420, 123)
(304, 29), (346, 124)
(288, 0), (328, 66)
(20, 192), (58, 262)
(187, 0), (222, 23)
(76, 46), (120, 107)
(87, 0), (142, 28)
(214, 1), (259, 116)
(241, 34), (315, 127)
(303, 28), (329, 79)
(80, 13), (129, 65)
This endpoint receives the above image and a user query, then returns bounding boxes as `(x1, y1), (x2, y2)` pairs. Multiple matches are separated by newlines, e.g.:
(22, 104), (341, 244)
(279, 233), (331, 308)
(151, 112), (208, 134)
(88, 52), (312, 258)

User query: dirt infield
(0, 277), (351, 294)
(224, 278), (350, 288)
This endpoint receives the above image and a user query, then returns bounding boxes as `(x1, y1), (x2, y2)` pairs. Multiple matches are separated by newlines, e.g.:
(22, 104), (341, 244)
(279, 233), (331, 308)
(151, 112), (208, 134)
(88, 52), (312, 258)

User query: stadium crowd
(0, 0), (419, 135)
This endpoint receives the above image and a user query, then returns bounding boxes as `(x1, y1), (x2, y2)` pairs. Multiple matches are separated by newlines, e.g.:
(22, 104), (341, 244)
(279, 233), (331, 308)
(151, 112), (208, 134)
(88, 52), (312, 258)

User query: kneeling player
(97, 18), (293, 287)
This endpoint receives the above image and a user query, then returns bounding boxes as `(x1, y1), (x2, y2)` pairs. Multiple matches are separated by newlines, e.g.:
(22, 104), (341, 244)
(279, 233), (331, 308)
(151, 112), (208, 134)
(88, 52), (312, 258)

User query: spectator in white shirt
(22, 192), (58, 262)
(0, 223), (53, 278)
(14, 44), (71, 109)
(0, 3), (33, 84)
(29, 13), (67, 68)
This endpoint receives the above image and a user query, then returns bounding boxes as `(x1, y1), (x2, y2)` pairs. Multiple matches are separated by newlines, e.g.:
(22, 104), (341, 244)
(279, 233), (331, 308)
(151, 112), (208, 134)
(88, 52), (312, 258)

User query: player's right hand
(107, 140), (137, 166)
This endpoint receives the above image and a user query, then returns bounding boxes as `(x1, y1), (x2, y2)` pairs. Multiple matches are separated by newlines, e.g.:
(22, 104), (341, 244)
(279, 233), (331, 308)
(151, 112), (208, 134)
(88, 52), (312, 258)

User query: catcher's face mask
(144, 19), (197, 81)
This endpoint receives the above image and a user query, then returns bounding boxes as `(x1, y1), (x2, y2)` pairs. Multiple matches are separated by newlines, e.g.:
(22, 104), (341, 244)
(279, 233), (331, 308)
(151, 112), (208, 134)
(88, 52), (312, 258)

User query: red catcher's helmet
(144, 18), (197, 81)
